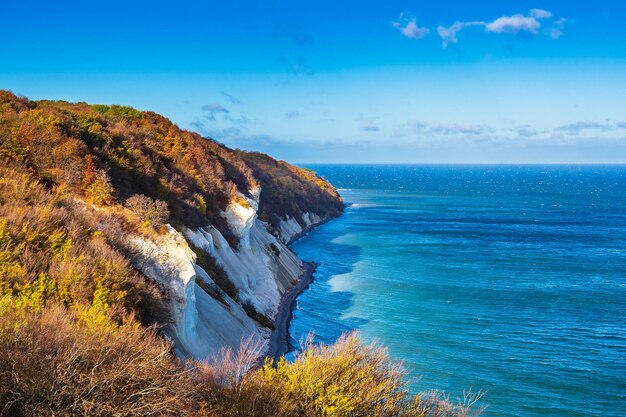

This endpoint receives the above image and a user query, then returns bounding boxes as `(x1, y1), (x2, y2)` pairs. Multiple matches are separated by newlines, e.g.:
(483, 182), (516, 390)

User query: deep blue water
(289, 165), (626, 417)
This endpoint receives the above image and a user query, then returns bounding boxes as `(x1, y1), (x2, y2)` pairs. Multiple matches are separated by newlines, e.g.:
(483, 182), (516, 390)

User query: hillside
(0, 89), (344, 341)
(0, 91), (342, 243)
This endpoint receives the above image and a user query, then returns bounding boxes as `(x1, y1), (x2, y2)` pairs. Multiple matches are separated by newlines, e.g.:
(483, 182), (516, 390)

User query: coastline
(266, 214), (340, 362)
(286, 215), (337, 246)
(266, 261), (317, 361)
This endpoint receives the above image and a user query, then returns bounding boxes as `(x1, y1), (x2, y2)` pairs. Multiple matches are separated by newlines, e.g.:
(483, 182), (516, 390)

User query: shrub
(83, 155), (114, 206)
(0, 91), (342, 247)
(0, 299), (483, 417)
(93, 104), (143, 121)
(241, 300), (275, 329)
(125, 194), (170, 229)
(0, 300), (197, 417)
(238, 151), (343, 230)
(201, 332), (484, 417)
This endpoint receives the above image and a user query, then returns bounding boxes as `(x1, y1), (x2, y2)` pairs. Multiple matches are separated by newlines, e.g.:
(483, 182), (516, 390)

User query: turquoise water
(289, 165), (626, 417)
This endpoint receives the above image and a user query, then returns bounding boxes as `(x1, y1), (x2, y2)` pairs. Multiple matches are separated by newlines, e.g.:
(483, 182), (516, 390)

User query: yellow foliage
(85, 170), (114, 205)
(199, 332), (482, 417)
(47, 229), (72, 260)
(20, 109), (63, 133)
(0, 165), (152, 322)
(257, 334), (408, 417)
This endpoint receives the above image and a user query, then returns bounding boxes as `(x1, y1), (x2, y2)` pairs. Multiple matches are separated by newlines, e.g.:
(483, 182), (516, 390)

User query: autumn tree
(124, 194), (170, 228)
(83, 155), (114, 205)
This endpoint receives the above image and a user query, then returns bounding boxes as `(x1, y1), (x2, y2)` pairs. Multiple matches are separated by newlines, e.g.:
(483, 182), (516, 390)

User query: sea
(288, 164), (626, 417)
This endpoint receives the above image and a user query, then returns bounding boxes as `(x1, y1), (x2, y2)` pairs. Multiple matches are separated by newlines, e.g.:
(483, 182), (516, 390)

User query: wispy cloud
(190, 120), (242, 141)
(485, 14), (542, 34)
(201, 103), (229, 120)
(275, 55), (314, 75)
(529, 9), (553, 19)
(224, 112), (249, 126)
(437, 21), (483, 48)
(362, 125), (381, 132)
(550, 18), (567, 39)
(400, 120), (626, 142)
(393, 12), (429, 39)
(220, 91), (241, 105)
(517, 125), (540, 137)
(432, 9), (564, 48)
(556, 121), (614, 135)
(414, 122), (489, 135)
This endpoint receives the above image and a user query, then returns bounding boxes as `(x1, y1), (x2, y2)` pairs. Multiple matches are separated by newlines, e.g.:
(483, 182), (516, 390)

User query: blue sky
(2, 0), (626, 163)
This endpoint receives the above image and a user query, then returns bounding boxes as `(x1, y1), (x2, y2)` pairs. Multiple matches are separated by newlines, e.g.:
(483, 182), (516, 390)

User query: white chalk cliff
(126, 187), (325, 360)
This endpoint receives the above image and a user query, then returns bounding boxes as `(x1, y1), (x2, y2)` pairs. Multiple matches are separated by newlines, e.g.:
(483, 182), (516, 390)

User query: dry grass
(0, 300), (199, 417)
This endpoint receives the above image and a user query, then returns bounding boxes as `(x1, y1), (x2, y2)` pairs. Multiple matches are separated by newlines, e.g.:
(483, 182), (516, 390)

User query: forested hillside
(0, 91), (341, 244)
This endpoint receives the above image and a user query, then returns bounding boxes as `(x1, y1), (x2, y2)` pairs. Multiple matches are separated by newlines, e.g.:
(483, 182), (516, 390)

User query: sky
(2, 0), (626, 163)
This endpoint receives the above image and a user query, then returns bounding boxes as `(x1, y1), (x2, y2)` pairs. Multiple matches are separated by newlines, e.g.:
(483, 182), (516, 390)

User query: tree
(124, 194), (170, 228)
(83, 155), (114, 205)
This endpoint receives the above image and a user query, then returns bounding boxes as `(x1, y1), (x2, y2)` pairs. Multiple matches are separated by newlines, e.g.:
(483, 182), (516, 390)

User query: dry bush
(1, 90), (343, 246)
(415, 390), (486, 417)
(199, 332), (484, 417)
(124, 194), (170, 229)
(0, 300), (199, 417)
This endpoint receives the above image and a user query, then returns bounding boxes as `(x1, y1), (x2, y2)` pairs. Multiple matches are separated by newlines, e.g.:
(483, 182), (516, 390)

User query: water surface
(289, 165), (626, 417)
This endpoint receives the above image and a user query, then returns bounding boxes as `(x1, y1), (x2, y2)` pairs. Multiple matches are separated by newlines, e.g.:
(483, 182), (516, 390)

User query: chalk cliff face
(127, 188), (329, 360)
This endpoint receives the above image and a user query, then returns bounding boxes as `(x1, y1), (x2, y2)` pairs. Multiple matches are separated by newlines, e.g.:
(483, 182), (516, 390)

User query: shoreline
(285, 215), (336, 246)
(266, 214), (341, 362)
(266, 261), (317, 362)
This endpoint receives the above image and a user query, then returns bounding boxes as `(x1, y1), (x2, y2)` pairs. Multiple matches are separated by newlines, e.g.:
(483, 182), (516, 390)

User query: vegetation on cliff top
(0, 89), (343, 323)
(239, 151), (343, 228)
(0, 90), (342, 244)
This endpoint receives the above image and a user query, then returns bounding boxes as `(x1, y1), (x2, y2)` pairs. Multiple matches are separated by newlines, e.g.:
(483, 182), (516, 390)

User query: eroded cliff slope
(0, 90), (343, 359)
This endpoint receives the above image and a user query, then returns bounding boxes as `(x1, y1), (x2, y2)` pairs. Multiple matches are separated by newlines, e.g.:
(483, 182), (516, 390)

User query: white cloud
(556, 121), (614, 135)
(402, 20), (430, 39)
(530, 9), (553, 19)
(485, 14), (541, 34)
(435, 9), (563, 48)
(437, 22), (463, 48)
(437, 21), (482, 48)
(414, 122), (488, 135)
(393, 13), (429, 39)
(550, 17), (567, 39)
